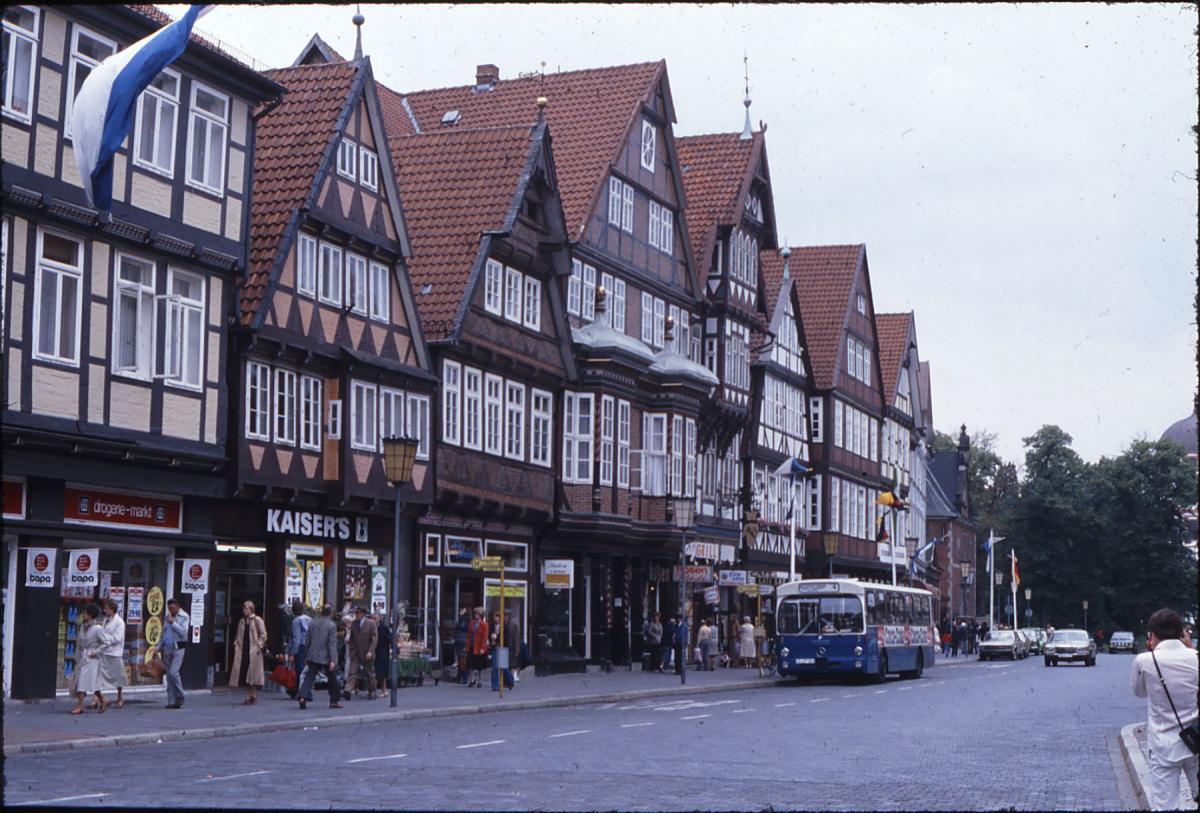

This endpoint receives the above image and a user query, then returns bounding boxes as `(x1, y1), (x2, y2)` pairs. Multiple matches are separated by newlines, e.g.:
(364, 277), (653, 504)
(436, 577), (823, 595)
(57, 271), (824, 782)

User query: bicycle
(757, 638), (777, 677)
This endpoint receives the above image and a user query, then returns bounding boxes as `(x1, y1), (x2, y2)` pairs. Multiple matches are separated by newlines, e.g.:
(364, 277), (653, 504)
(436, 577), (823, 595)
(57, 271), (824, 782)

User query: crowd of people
(451, 606), (526, 690)
(938, 618), (983, 657)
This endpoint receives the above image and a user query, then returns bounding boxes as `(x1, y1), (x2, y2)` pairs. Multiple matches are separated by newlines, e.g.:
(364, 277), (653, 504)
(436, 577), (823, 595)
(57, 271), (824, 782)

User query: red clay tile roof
(676, 131), (757, 274)
(391, 125), (537, 340)
(875, 312), (913, 403)
(790, 244), (865, 390)
(241, 60), (360, 325)
(759, 247), (788, 320)
(379, 61), (663, 240)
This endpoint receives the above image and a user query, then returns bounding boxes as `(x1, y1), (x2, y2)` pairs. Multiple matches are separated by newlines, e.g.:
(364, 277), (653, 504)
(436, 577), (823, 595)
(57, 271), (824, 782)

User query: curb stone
(1118, 722), (1149, 810)
(5, 677), (785, 756)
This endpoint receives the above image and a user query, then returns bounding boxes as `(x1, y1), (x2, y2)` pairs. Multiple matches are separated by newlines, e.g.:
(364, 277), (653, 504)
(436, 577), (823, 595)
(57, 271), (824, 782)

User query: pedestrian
(69, 603), (107, 714)
(1130, 608), (1199, 810)
(297, 605), (342, 709)
(1095, 628), (1106, 652)
(696, 618), (712, 671)
(156, 597), (190, 709)
(674, 615), (689, 675)
(646, 613), (663, 672)
(739, 616), (756, 668)
(454, 607), (470, 684)
(229, 599), (267, 705)
(950, 621), (961, 657)
(373, 612), (392, 699)
(941, 628), (952, 657)
(346, 607), (378, 700)
(466, 606), (489, 688)
(661, 616), (677, 672)
(958, 621), (968, 656)
(505, 611), (520, 687)
(968, 620), (978, 655)
(95, 597), (128, 709)
(287, 600), (310, 699)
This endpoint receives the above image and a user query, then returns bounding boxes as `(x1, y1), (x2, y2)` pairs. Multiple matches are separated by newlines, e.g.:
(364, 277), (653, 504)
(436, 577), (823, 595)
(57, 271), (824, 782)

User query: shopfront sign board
(718, 570), (748, 587)
(737, 583), (761, 596)
(25, 548), (56, 587)
(267, 508), (355, 540)
(285, 557), (304, 605)
(472, 556), (502, 571)
(685, 541), (721, 561)
(67, 549), (100, 588)
(543, 559), (574, 590)
(672, 565), (713, 583)
(371, 566), (387, 616)
(704, 586), (720, 604)
(64, 487), (181, 533)
(181, 559), (210, 593)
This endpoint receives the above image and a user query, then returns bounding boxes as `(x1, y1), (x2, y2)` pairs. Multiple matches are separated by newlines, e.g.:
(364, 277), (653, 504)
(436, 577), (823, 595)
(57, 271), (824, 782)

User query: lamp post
(672, 496), (695, 686)
(1024, 587), (1032, 625)
(383, 435), (419, 709)
(1082, 599), (1089, 633)
(823, 534), (838, 579)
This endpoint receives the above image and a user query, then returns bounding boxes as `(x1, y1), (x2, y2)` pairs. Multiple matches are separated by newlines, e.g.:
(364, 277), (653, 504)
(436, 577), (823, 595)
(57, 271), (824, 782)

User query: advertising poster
(146, 586), (164, 618)
(190, 593), (206, 627)
(24, 548), (56, 588)
(124, 558), (150, 585)
(344, 563), (368, 602)
(370, 566), (387, 616)
(285, 557), (304, 605)
(109, 586), (126, 617)
(127, 586), (145, 624)
(67, 549), (100, 589)
(305, 561), (324, 610)
(181, 559), (210, 593)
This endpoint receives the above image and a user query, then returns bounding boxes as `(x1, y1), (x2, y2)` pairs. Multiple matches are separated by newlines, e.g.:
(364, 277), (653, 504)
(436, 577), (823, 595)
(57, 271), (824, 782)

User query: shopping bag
(268, 662), (297, 692)
(140, 652), (166, 679)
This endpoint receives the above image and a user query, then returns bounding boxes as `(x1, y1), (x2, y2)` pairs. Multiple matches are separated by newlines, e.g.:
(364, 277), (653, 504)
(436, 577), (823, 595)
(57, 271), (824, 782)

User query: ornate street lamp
(823, 534), (838, 579)
(383, 435), (419, 708)
(672, 496), (695, 686)
(1082, 599), (1089, 633)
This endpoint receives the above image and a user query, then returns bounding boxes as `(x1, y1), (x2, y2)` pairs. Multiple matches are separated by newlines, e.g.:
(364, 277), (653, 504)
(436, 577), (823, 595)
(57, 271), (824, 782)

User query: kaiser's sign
(267, 508), (353, 540)
(182, 559), (210, 593)
(25, 548), (57, 587)
(67, 549), (100, 588)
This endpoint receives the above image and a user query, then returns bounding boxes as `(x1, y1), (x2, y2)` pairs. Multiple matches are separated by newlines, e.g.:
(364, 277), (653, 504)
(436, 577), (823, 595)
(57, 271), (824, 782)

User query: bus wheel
(903, 652), (924, 680)
(872, 652), (887, 684)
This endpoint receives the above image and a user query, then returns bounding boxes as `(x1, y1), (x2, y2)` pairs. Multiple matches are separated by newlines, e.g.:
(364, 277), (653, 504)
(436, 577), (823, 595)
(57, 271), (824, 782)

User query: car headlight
(854, 646), (863, 656)
(780, 647), (789, 658)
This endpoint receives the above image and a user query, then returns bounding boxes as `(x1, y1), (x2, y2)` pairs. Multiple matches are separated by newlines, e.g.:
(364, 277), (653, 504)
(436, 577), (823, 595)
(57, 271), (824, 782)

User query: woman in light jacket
(229, 600), (267, 704)
(98, 597), (128, 708)
(70, 604), (108, 714)
(739, 616), (757, 668)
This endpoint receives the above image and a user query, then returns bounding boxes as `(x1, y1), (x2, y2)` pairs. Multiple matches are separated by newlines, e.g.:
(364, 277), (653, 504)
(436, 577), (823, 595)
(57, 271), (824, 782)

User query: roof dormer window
(337, 137), (357, 181)
(856, 293), (866, 315)
(640, 119), (656, 172)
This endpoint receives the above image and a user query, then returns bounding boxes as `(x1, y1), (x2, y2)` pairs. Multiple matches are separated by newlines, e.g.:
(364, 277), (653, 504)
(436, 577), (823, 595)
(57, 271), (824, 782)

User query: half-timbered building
(214, 48), (435, 679)
(791, 245), (893, 582)
(1, 4), (279, 698)
(928, 425), (978, 625)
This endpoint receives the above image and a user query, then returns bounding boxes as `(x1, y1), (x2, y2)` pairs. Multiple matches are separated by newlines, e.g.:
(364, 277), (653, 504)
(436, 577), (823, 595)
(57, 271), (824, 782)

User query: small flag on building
(772, 458), (809, 477)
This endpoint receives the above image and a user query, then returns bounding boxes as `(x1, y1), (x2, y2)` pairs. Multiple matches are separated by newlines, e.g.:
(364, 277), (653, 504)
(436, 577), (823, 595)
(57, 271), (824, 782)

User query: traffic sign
(471, 556), (502, 571)
(737, 584), (760, 596)
(1024, 607), (1033, 619)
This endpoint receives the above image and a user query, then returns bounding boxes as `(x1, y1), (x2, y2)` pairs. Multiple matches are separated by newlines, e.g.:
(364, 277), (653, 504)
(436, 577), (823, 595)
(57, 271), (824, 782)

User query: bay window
(617, 399), (631, 487)
(562, 392), (594, 484)
(599, 396), (614, 486)
(684, 418), (696, 497)
(670, 416), (683, 496)
(642, 412), (667, 496)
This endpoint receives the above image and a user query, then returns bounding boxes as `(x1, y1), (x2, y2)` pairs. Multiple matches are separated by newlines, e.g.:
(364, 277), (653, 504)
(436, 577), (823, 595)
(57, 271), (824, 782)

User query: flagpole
(987, 530), (994, 630)
(890, 507), (897, 586)
(788, 473), (796, 582)
(1010, 549), (1017, 630)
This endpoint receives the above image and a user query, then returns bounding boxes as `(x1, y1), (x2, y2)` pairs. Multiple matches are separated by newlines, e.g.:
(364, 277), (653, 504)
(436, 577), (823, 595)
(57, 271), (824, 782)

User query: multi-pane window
(829, 477), (840, 532)
(33, 230), (82, 365)
(442, 360), (461, 445)
(67, 27), (116, 138)
(684, 418), (696, 497)
(869, 417), (879, 462)
(463, 367), (482, 450)
(659, 208), (674, 256)
(857, 293), (866, 315)
(484, 374), (503, 455)
(164, 269), (204, 389)
(608, 177), (622, 226)
(617, 400), (631, 487)
(642, 413), (667, 496)
(863, 347), (871, 387)
(653, 298), (665, 348)
(504, 382), (525, 460)
(523, 276), (541, 331)
(406, 393), (430, 459)
(531, 389), (553, 467)
(300, 375), (322, 450)
(670, 416), (683, 496)
(562, 392), (594, 484)
(600, 273), (626, 332)
(810, 398), (823, 442)
(318, 242), (343, 306)
(337, 138), (357, 180)
(833, 400), (844, 448)
(245, 361), (271, 440)
(581, 263), (595, 321)
(113, 255), (155, 378)
(378, 387), (404, 446)
(134, 70), (179, 176)
(640, 292), (654, 344)
(621, 183), (634, 232)
(648, 201), (662, 249)
(369, 261), (389, 322)
(346, 253), (368, 315)
(274, 368), (297, 446)
(350, 381), (378, 451)
(2, 6), (38, 122)
(484, 258), (503, 315)
(296, 233), (317, 297)
(841, 479), (851, 536)
(359, 147), (378, 191)
(640, 120), (656, 171)
(504, 266), (522, 322)
(187, 82), (228, 194)
(599, 396), (614, 486)
(567, 259), (582, 316)
(808, 475), (822, 531)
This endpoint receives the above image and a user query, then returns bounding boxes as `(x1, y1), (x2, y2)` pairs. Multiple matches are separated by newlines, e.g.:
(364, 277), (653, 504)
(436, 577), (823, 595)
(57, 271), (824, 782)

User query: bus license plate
(797, 658), (815, 664)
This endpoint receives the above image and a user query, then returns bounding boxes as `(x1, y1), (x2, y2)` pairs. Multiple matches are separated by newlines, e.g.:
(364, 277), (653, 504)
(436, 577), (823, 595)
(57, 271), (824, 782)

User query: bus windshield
(778, 596), (864, 635)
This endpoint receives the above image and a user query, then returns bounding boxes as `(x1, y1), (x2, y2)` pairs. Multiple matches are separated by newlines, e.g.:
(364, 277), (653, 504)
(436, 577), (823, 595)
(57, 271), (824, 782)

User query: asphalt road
(4, 653), (1144, 810)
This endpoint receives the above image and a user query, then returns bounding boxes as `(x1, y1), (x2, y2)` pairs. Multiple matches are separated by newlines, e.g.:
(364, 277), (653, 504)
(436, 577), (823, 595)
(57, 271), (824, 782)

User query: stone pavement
(3, 664), (780, 756)
(1118, 722), (1195, 810)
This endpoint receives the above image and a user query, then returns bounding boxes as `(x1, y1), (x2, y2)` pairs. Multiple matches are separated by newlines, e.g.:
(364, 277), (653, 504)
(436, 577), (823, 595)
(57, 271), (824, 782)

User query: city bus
(775, 579), (936, 682)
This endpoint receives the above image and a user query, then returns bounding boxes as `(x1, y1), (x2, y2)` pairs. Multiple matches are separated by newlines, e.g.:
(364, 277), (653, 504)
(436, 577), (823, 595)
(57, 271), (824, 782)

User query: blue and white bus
(775, 579), (936, 682)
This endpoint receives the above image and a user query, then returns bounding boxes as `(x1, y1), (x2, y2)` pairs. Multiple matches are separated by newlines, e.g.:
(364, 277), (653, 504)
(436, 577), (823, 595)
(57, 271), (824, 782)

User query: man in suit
(297, 605), (341, 710)
(347, 606), (378, 700)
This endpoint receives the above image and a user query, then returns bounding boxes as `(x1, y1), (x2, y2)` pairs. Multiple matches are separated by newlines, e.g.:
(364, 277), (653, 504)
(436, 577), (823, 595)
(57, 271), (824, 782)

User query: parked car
(979, 629), (1023, 660)
(1018, 627), (1045, 655)
(1108, 631), (1136, 653)
(1044, 629), (1097, 666)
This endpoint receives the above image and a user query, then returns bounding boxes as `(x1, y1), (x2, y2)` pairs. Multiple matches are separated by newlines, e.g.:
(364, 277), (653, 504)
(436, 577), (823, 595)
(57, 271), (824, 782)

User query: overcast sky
(168, 3), (1198, 466)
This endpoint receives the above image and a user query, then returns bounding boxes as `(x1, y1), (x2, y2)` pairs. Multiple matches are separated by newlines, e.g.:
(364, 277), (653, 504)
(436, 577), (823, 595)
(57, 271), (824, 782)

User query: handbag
(140, 651), (166, 679)
(268, 662), (297, 692)
(1150, 649), (1200, 755)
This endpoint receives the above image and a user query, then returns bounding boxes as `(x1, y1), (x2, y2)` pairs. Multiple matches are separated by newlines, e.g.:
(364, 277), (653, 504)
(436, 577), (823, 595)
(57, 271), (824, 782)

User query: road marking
(810, 698), (829, 703)
(681, 714), (711, 720)
(774, 702), (796, 707)
(457, 740), (506, 749)
(898, 686), (912, 691)
(348, 754), (407, 763)
(198, 770), (272, 783)
(19, 794), (108, 805)
(732, 708), (754, 713)
(842, 694), (857, 698)
(621, 722), (653, 728)
(873, 690), (888, 694)
(917, 682), (933, 688)
(934, 680), (947, 685)
(549, 730), (591, 738)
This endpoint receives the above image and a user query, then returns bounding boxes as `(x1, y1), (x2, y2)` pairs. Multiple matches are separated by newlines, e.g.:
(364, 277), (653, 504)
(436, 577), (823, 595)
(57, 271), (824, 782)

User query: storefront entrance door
(212, 561), (265, 684)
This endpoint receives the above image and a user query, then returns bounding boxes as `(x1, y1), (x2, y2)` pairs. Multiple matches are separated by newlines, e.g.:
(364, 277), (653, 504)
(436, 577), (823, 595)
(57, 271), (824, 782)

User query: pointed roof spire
(352, 4), (365, 61)
(780, 245), (791, 279)
(740, 51), (752, 141)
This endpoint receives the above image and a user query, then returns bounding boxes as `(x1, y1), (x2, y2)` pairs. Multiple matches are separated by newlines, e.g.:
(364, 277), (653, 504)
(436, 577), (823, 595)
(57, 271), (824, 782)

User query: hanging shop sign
(718, 570), (749, 587)
(266, 508), (357, 541)
(704, 586), (720, 605)
(67, 549), (100, 588)
(63, 487), (182, 533)
(181, 559), (210, 593)
(673, 565), (713, 583)
(685, 541), (721, 561)
(25, 548), (57, 587)
(543, 559), (574, 590)
(3, 479), (26, 519)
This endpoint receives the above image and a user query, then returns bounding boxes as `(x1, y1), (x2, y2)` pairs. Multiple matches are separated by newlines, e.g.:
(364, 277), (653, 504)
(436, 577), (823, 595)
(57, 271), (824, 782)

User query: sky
(166, 2), (1198, 466)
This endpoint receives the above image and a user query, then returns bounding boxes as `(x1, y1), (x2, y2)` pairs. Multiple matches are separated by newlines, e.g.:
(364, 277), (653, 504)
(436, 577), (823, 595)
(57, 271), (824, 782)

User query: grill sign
(25, 548), (57, 588)
(181, 559), (210, 593)
(68, 549), (101, 588)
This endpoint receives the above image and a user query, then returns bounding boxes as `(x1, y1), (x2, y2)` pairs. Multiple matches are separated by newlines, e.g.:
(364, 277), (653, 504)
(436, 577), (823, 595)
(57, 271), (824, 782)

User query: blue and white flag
(772, 458), (809, 477)
(982, 529), (1005, 573)
(71, 5), (211, 211)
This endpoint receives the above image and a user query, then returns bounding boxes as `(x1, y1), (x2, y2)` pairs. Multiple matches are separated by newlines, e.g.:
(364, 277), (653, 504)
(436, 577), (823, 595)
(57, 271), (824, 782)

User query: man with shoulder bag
(1130, 608), (1199, 810)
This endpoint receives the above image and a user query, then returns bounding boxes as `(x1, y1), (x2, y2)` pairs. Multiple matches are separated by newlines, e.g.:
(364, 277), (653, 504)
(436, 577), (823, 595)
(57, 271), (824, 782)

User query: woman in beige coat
(229, 600), (267, 704)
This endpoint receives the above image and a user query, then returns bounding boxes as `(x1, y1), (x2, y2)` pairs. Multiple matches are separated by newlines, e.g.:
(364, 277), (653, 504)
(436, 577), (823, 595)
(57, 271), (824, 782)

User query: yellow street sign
(472, 556), (503, 571)
(484, 583), (526, 598)
(737, 584), (761, 596)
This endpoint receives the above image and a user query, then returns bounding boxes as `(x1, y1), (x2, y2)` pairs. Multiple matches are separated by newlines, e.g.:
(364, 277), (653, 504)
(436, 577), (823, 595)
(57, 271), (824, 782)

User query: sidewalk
(1118, 722), (1194, 810)
(4, 665), (779, 756)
